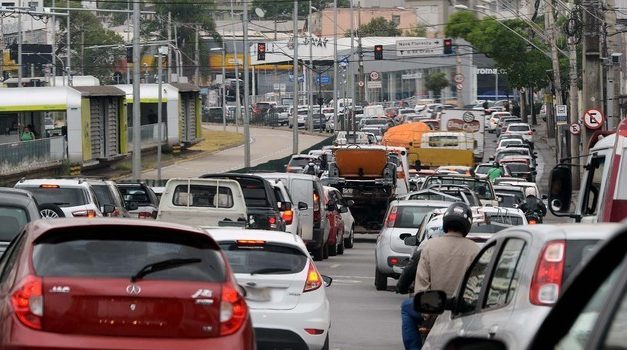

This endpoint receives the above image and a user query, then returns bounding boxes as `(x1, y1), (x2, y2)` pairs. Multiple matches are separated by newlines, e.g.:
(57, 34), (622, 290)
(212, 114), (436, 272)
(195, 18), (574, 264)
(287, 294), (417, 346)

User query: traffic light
(443, 39), (453, 55)
(257, 43), (266, 61)
(374, 45), (383, 60)
(126, 47), (133, 63)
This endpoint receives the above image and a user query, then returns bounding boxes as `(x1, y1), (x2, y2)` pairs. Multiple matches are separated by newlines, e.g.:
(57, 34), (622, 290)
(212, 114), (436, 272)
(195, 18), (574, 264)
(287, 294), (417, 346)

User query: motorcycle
(525, 210), (543, 224)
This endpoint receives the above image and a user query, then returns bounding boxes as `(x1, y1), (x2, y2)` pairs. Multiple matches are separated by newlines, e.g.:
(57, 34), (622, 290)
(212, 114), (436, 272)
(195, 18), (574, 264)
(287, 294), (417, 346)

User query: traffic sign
(569, 123), (581, 135)
(396, 39), (442, 57)
(454, 73), (464, 84)
(456, 83), (463, 90)
(583, 109), (605, 130)
(369, 71), (380, 81)
(317, 75), (331, 84)
(358, 80), (365, 87)
(367, 81), (382, 89)
(556, 105), (567, 117)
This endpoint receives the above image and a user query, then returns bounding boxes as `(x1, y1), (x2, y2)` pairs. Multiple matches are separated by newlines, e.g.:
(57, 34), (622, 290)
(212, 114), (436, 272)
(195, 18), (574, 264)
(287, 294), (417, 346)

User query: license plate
(245, 287), (272, 302)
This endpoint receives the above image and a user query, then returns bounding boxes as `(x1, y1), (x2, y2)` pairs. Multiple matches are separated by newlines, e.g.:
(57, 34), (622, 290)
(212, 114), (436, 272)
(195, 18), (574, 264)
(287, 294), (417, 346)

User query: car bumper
(375, 245), (412, 275)
(250, 299), (330, 350)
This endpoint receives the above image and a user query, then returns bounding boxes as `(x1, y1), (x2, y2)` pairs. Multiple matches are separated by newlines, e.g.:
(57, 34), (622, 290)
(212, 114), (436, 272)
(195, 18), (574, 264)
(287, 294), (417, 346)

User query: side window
(602, 285), (627, 348)
(582, 156), (606, 215)
(484, 238), (527, 309)
(0, 232), (26, 284)
(455, 244), (496, 316)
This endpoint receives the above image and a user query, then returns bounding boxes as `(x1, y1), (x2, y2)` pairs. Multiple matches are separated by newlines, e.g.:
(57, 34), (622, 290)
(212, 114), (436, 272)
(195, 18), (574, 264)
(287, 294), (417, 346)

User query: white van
(420, 131), (474, 150)
(363, 105), (385, 118)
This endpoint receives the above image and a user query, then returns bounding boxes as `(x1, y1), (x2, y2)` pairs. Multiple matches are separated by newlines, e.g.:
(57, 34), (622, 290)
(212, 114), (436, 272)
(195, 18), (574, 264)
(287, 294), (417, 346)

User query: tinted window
(564, 240), (601, 281)
(219, 242), (307, 274)
(289, 158), (313, 168)
(0, 233), (26, 283)
(91, 184), (115, 205)
(425, 178), (493, 200)
(509, 125), (530, 132)
(20, 187), (87, 207)
(487, 214), (525, 226)
(484, 239), (526, 308)
(506, 163), (531, 173)
(0, 207), (29, 241)
(118, 185), (153, 206)
(475, 165), (491, 174)
(172, 184), (234, 208)
(33, 233), (225, 282)
(457, 245), (496, 315)
(237, 178), (270, 208)
(393, 206), (445, 228)
(498, 195), (520, 208)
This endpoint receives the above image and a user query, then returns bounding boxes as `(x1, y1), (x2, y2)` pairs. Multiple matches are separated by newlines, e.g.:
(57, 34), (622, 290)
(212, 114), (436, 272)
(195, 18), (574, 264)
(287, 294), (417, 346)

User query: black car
(200, 173), (287, 231)
(0, 188), (42, 255)
(116, 183), (160, 219)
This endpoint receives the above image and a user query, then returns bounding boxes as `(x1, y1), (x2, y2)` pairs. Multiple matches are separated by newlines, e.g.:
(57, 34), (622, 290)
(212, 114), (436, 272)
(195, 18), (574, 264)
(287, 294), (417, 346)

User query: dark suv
(0, 188), (42, 255)
(200, 174), (286, 231)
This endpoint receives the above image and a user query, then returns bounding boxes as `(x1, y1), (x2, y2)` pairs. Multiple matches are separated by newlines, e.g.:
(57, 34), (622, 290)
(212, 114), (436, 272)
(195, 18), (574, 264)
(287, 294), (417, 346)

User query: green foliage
(347, 16), (402, 37)
(404, 25), (427, 37)
(252, 0), (351, 18)
(445, 12), (552, 89)
(424, 72), (449, 97)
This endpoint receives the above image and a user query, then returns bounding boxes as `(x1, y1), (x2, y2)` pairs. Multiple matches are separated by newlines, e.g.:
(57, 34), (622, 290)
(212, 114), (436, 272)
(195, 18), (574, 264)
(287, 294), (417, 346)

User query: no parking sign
(582, 109), (605, 130)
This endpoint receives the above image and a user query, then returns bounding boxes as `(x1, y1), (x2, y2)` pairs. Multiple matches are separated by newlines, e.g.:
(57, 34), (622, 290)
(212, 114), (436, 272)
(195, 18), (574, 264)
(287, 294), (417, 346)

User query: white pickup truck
(156, 178), (248, 228)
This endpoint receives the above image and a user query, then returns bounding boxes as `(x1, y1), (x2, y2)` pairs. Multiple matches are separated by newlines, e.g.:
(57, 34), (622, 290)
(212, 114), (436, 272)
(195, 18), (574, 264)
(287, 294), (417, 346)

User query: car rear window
(563, 240), (600, 281)
(289, 157), (313, 168)
(91, 184), (115, 205)
(219, 242), (307, 274)
(394, 206), (444, 228)
(118, 185), (153, 206)
(172, 184), (234, 208)
(0, 206), (28, 241)
(487, 214), (524, 225)
(425, 178), (493, 200)
(20, 187), (87, 207)
(33, 231), (225, 282)
(509, 125), (530, 132)
(237, 178), (271, 208)
(507, 163), (531, 172)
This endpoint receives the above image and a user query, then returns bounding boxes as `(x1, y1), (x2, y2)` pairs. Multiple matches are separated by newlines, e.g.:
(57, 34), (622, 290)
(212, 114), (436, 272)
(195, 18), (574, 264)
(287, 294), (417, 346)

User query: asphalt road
(141, 124), (329, 178)
(317, 235), (406, 350)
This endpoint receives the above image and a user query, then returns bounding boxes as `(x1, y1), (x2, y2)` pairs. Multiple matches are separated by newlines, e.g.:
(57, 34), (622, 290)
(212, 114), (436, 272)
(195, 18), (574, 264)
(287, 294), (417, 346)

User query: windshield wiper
(249, 267), (294, 275)
(130, 258), (201, 282)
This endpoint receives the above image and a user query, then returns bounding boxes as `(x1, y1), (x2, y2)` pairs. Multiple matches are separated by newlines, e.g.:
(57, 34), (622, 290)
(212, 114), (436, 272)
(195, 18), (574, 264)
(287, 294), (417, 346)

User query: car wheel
(328, 239), (338, 256)
(338, 235), (345, 255)
(39, 203), (65, 218)
(323, 243), (329, 259)
(375, 268), (387, 291)
(344, 227), (354, 248)
(313, 243), (324, 261)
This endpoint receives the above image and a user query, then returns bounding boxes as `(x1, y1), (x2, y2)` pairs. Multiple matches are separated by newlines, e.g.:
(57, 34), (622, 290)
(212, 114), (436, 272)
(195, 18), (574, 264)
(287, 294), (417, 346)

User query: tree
(424, 72), (449, 101)
(252, 0), (351, 18)
(347, 16), (402, 37)
(404, 25), (427, 37)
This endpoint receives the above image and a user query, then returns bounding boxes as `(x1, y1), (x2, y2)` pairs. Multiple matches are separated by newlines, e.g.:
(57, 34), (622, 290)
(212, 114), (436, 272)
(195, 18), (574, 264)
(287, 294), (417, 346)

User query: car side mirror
(403, 235), (418, 246)
(346, 199), (355, 207)
(126, 202), (139, 211)
(298, 202), (308, 210)
(321, 275), (333, 287)
(443, 338), (507, 350)
(338, 205), (349, 213)
(413, 290), (448, 314)
(102, 204), (116, 215)
(548, 165), (573, 215)
(278, 201), (292, 211)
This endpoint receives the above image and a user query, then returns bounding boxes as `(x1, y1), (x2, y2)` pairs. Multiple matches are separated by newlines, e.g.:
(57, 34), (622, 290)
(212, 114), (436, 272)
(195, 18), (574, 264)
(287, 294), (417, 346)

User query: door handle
(488, 325), (498, 338)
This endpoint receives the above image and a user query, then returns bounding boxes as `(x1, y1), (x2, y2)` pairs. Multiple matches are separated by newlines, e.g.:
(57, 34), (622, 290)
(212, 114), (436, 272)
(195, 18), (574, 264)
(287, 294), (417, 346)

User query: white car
(210, 229), (332, 350)
(497, 180), (541, 198)
(505, 122), (535, 145)
(14, 178), (111, 218)
(270, 180), (302, 237)
(488, 112), (511, 132)
(495, 138), (524, 152)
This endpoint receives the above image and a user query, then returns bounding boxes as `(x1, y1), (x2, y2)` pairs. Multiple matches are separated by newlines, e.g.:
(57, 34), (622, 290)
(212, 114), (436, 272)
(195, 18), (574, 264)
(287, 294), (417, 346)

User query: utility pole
(157, 46), (166, 181)
(127, 0), (131, 83)
(606, 0), (620, 129)
(194, 24), (200, 85)
(167, 12), (172, 82)
(231, 0), (241, 134)
(17, 12), (22, 85)
(66, 2), (71, 85)
(581, 0), (602, 149)
(332, 0), (338, 131)
(131, 0), (141, 179)
(243, 0), (251, 168)
(80, 26), (84, 75)
(545, 0), (562, 140)
(292, 0), (299, 154)
(308, 0), (314, 132)
(222, 38), (227, 131)
(349, 0), (356, 134)
(357, 2), (364, 105)
(568, 34), (580, 187)
(51, 0), (56, 85)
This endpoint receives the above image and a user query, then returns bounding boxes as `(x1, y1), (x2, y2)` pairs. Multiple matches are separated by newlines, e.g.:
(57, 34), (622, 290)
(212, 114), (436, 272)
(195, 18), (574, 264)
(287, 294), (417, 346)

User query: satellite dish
(255, 8), (266, 18)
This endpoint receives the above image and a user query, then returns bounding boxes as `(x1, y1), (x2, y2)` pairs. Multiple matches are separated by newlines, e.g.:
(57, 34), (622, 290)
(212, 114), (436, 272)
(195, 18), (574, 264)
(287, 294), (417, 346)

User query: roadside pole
(349, 0), (356, 135)
(231, 0), (241, 134)
(131, 0), (141, 179)
(545, 0), (562, 140)
(308, 1), (314, 132)
(157, 46), (165, 181)
(332, 0), (338, 132)
(292, 0), (299, 154)
(581, 0), (602, 150)
(243, 1), (251, 168)
(222, 39), (227, 131)
(167, 12), (172, 82)
(568, 35), (580, 187)
(66, 2), (71, 86)
(17, 13), (21, 85)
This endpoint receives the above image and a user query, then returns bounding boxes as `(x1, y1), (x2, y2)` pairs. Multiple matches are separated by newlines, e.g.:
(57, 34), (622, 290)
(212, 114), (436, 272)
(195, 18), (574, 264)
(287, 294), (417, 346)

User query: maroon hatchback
(0, 219), (255, 349)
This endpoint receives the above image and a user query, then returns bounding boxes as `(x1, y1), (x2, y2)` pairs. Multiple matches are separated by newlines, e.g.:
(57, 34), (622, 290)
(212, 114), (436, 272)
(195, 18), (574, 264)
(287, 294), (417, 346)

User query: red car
(0, 218), (255, 349)
(323, 186), (345, 257)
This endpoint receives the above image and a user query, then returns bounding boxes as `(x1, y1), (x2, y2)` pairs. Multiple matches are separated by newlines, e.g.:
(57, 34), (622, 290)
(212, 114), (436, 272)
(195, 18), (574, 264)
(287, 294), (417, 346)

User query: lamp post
(157, 45), (168, 181)
(211, 46), (228, 131)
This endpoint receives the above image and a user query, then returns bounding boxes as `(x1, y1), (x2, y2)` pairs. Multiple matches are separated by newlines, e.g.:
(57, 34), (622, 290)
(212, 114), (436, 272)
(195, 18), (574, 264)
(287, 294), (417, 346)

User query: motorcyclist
(487, 162), (503, 183)
(400, 203), (480, 350)
(518, 188), (547, 218)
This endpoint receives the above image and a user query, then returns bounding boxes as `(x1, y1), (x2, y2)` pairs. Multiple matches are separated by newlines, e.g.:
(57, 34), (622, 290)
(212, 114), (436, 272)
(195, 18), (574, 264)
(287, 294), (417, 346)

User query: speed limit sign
(569, 123), (581, 135)
(358, 81), (365, 87)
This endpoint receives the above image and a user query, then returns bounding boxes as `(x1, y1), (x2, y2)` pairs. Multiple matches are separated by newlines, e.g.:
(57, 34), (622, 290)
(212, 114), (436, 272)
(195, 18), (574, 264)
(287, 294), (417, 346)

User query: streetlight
(210, 46), (228, 131)
(156, 45), (168, 181)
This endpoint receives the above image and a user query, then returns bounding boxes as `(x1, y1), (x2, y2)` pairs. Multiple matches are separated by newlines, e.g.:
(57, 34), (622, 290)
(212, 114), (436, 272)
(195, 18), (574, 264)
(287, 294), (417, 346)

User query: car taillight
(138, 212), (152, 219)
(528, 131), (533, 135)
(11, 275), (43, 330)
(303, 260), (323, 293)
(385, 206), (398, 228)
(220, 284), (247, 336)
(282, 209), (294, 225)
(72, 209), (96, 218)
(530, 240), (565, 306)
(528, 218), (538, 224)
(313, 192), (321, 223)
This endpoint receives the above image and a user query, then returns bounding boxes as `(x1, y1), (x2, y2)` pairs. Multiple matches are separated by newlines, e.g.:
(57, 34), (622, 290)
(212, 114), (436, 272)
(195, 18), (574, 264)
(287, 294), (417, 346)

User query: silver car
(374, 200), (451, 291)
(418, 224), (618, 350)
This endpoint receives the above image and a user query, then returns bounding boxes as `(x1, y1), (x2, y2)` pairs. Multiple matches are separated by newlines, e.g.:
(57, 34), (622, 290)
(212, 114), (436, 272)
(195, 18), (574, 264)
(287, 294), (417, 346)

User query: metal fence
(128, 123), (166, 148)
(0, 136), (66, 175)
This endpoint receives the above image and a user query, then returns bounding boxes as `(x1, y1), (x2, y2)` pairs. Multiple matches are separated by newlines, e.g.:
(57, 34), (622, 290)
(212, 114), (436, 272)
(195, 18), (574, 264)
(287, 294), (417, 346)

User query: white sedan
(209, 229), (332, 350)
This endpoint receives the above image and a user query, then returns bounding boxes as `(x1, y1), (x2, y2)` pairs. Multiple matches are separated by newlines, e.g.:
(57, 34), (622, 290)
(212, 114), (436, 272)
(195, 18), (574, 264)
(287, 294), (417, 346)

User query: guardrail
(0, 136), (66, 175)
(128, 123), (166, 147)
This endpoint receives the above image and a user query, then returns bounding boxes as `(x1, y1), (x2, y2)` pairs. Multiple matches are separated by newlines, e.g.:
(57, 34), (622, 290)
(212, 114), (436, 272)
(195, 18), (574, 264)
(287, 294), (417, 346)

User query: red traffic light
(258, 43), (266, 53)
(443, 39), (453, 54)
(374, 45), (383, 60)
(375, 45), (382, 52)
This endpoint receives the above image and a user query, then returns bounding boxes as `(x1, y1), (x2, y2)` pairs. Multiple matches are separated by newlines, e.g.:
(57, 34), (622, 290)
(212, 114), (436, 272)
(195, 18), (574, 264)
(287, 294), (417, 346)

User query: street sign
(369, 71), (380, 81)
(367, 81), (382, 89)
(569, 123), (581, 135)
(556, 105), (567, 117)
(583, 108), (605, 130)
(317, 75), (331, 84)
(396, 39), (442, 57)
(454, 73), (464, 83)
(456, 83), (463, 90)
(401, 73), (423, 80)
(358, 81), (365, 87)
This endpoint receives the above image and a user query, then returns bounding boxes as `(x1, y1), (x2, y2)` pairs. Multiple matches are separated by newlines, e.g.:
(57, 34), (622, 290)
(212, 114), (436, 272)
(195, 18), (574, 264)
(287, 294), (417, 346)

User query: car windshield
(496, 150), (530, 161)
(118, 186), (153, 206)
(91, 184), (115, 206)
(0, 206), (28, 241)
(20, 187), (87, 207)
(509, 125), (530, 132)
(172, 184), (234, 208)
(393, 205), (446, 228)
(33, 231), (225, 281)
(219, 242), (307, 274)
(499, 140), (522, 147)
(497, 195), (521, 208)
(428, 136), (460, 147)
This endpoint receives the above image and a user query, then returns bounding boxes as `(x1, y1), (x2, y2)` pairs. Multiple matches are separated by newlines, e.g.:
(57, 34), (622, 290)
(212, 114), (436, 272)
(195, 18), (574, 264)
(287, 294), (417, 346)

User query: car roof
(493, 185), (525, 191)
(207, 229), (303, 247)
(495, 223), (621, 241)
(256, 172), (318, 181)
(392, 200), (452, 207)
(508, 123), (530, 127)
(16, 178), (89, 187)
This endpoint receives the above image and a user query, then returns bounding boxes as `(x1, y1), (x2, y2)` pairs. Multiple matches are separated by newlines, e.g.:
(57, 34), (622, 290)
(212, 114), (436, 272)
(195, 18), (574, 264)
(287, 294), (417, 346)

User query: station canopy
(0, 87), (81, 112)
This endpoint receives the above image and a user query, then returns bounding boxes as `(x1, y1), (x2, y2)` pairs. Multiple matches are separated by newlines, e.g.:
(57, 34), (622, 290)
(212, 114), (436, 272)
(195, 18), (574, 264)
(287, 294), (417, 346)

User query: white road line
(329, 264), (341, 269)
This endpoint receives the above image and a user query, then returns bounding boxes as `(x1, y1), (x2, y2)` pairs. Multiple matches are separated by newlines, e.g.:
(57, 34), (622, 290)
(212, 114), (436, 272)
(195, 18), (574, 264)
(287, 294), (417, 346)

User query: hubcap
(40, 209), (59, 218)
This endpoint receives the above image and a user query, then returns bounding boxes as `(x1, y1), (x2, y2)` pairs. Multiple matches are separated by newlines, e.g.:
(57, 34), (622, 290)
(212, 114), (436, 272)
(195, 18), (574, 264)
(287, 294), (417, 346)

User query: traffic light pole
(332, 0), (338, 132)
(292, 0), (299, 154)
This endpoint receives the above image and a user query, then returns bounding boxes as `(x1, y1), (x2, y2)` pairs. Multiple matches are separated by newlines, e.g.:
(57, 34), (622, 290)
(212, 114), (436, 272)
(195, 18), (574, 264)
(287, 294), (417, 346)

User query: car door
(462, 236), (529, 345)
(289, 178), (314, 241)
(424, 242), (499, 350)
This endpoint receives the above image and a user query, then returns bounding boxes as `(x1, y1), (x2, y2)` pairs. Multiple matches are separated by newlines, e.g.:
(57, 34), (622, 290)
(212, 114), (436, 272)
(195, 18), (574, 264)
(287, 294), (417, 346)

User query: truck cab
(549, 118), (627, 223)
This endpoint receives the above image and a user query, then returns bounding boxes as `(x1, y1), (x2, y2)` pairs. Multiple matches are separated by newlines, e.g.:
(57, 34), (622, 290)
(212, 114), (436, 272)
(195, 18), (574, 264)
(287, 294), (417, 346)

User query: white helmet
(525, 188), (535, 197)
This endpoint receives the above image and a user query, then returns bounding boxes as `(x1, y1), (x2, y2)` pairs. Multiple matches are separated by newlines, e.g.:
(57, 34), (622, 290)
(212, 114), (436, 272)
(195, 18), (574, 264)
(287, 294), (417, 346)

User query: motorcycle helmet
(442, 202), (473, 236)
